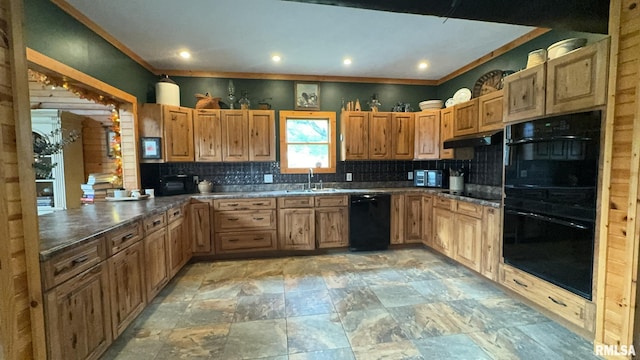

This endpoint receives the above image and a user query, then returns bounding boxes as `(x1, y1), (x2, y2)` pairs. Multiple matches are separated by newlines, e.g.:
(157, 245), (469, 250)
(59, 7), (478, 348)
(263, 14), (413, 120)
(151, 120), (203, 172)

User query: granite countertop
(39, 187), (501, 261)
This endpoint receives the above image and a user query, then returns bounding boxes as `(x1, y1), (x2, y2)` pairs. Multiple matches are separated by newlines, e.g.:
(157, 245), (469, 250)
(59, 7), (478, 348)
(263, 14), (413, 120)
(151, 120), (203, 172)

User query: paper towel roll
(155, 76), (180, 106)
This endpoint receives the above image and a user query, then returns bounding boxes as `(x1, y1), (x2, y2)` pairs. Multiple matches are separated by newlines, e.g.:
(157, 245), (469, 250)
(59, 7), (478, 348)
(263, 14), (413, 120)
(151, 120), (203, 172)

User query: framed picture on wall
(106, 130), (117, 158)
(294, 82), (320, 110)
(140, 137), (162, 159)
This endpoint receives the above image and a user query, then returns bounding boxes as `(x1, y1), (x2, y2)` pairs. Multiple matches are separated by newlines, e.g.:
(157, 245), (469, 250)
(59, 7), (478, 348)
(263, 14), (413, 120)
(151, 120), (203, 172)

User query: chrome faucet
(308, 168), (314, 190)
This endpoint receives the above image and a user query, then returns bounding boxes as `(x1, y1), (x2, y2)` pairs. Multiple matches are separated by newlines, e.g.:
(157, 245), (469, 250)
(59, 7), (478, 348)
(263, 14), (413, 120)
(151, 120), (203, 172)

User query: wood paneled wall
(120, 109), (140, 190)
(0, 0), (46, 358)
(81, 115), (116, 180)
(595, 0), (640, 354)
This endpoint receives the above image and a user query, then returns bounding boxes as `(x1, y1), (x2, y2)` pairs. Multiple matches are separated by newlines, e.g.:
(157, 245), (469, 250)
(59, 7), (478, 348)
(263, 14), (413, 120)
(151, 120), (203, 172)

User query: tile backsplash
(140, 143), (503, 187)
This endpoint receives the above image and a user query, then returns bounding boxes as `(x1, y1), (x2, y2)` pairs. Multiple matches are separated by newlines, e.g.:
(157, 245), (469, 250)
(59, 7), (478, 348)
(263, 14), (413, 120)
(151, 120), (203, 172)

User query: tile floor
(102, 248), (602, 360)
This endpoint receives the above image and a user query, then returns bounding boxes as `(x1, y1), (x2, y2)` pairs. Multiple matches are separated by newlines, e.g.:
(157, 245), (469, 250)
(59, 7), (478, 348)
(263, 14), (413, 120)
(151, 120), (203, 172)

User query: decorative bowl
(547, 38), (587, 59)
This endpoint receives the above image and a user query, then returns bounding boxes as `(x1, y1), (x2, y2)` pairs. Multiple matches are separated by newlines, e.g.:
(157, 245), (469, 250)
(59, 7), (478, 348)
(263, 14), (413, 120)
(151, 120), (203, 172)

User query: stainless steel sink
(284, 188), (339, 193)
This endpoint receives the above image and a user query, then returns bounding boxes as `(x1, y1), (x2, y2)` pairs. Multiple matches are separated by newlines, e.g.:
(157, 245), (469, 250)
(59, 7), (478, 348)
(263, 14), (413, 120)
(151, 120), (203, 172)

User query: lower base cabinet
(190, 200), (213, 255)
(168, 216), (187, 278)
(315, 207), (348, 248)
(108, 241), (146, 337)
(453, 213), (482, 272)
(432, 207), (455, 257)
(44, 263), (112, 360)
(279, 208), (315, 250)
(143, 227), (169, 301)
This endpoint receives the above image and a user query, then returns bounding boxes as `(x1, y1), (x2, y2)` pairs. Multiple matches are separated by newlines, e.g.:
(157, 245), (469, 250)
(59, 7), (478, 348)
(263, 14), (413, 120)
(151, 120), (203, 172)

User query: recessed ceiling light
(419, 62), (428, 69)
(343, 58), (352, 65)
(272, 55), (281, 62)
(179, 51), (191, 59)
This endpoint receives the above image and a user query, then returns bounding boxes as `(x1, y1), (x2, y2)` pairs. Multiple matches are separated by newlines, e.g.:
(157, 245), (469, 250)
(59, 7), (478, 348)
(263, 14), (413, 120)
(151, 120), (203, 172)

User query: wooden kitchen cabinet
(221, 110), (249, 161)
(404, 194), (424, 243)
(108, 241), (146, 337)
(503, 64), (546, 123)
(167, 205), (187, 278)
(453, 213), (482, 272)
(439, 107), (455, 159)
(546, 38), (609, 115)
(138, 103), (195, 162)
(143, 226), (169, 301)
(421, 195), (433, 247)
(190, 200), (212, 255)
(315, 195), (349, 248)
(340, 111), (369, 160)
(213, 197), (277, 254)
(390, 194), (405, 244)
(368, 112), (392, 160)
(194, 109), (222, 162)
(391, 113), (415, 160)
(478, 89), (504, 132)
(279, 208), (315, 250)
(414, 110), (440, 160)
(44, 263), (112, 360)
(481, 206), (501, 281)
(453, 98), (479, 137)
(432, 206), (455, 257)
(249, 110), (276, 161)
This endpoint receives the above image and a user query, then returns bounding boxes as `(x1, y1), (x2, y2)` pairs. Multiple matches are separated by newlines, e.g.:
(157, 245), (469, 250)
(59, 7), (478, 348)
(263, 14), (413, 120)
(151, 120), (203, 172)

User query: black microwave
(157, 174), (198, 196)
(414, 170), (446, 188)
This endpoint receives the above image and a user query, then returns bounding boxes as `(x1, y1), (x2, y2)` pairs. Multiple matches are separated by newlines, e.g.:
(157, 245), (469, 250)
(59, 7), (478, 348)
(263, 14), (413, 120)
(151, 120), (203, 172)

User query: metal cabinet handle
(173, 211), (180, 216)
(227, 218), (239, 221)
(548, 296), (567, 307)
(253, 202), (264, 206)
(228, 239), (239, 242)
(253, 217), (264, 221)
(513, 279), (528, 287)
(227, 203), (239, 207)
(253, 237), (264, 241)
(72, 255), (89, 265)
(121, 233), (134, 242)
(153, 220), (162, 226)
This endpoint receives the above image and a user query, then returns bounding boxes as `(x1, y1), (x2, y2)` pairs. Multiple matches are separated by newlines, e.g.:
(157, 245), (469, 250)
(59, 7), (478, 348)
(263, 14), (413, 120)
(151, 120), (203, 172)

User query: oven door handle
(507, 135), (592, 146)
(505, 209), (590, 230)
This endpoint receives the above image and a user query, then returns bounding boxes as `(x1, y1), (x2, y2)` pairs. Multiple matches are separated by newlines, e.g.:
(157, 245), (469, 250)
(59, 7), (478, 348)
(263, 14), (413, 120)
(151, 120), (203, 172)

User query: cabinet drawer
(106, 221), (143, 256)
(215, 230), (277, 253)
(315, 195), (348, 207)
(143, 213), (167, 235)
(213, 198), (276, 211)
(434, 196), (455, 210)
(42, 237), (106, 290)
(278, 196), (313, 208)
(167, 204), (184, 223)
(455, 201), (483, 218)
(215, 210), (276, 231)
(500, 264), (593, 331)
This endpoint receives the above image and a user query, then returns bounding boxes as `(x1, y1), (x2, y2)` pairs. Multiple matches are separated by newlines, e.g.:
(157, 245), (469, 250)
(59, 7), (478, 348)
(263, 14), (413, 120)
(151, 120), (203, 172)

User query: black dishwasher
(349, 194), (391, 251)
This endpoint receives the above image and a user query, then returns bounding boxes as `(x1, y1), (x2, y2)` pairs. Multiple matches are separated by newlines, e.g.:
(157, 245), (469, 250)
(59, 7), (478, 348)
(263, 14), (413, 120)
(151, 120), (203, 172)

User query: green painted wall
(23, 0), (156, 101)
(437, 30), (609, 102)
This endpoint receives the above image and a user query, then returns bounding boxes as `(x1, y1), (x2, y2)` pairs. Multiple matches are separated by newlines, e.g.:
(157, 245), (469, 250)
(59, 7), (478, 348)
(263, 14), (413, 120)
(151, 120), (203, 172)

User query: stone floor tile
(287, 313), (350, 354)
(359, 268), (406, 286)
(442, 276), (505, 300)
(387, 303), (466, 339)
(466, 326), (561, 360)
(518, 321), (603, 359)
(370, 284), (426, 308)
(239, 275), (285, 296)
(285, 289), (335, 317)
(131, 301), (189, 330)
(340, 308), (409, 347)
(100, 328), (167, 360)
(329, 286), (384, 315)
(322, 270), (366, 289)
(352, 340), (425, 360)
(413, 333), (492, 359)
(288, 347), (355, 360)
(195, 278), (244, 300)
(175, 298), (236, 327)
(409, 279), (466, 302)
(154, 324), (230, 359)
(222, 319), (287, 359)
(285, 274), (327, 292)
(233, 293), (285, 322)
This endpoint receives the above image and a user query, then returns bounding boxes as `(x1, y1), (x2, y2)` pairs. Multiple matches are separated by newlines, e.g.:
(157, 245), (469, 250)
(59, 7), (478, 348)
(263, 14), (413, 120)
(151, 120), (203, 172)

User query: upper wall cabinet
(453, 98), (479, 137)
(194, 109), (222, 162)
(545, 38), (609, 115)
(341, 111), (413, 161)
(139, 103), (194, 162)
(221, 110), (276, 162)
(391, 113), (415, 160)
(341, 111), (369, 160)
(414, 110), (440, 160)
(249, 110), (276, 161)
(478, 89), (504, 132)
(503, 38), (609, 124)
(369, 112), (392, 160)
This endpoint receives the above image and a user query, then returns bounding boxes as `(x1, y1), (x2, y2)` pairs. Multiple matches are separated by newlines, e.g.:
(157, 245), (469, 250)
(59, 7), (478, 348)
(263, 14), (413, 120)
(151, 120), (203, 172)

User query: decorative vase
(227, 80), (236, 109)
(239, 90), (250, 110)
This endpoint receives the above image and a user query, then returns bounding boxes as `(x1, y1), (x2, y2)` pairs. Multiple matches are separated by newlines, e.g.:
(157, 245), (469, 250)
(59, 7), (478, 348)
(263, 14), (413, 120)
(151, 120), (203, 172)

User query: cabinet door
(278, 208), (315, 250)
(454, 214), (482, 272)
(368, 112), (392, 160)
(503, 64), (546, 123)
(221, 110), (249, 161)
(440, 108), (454, 159)
(391, 113), (415, 159)
(453, 98), (479, 137)
(108, 241), (146, 337)
(414, 111), (440, 159)
(478, 90), (504, 132)
(546, 39), (608, 115)
(315, 207), (349, 248)
(432, 207), (454, 256)
(340, 112), (368, 160)
(390, 194), (405, 244)
(143, 227), (169, 301)
(481, 207), (501, 281)
(194, 109), (222, 162)
(190, 201), (212, 254)
(163, 105), (194, 162)
(404, 195), (424, 243)
(422, 195), (433, 247)
(168, 217), (186, 278)
(249, 110), (276, 161)
(181, 204), (192, 262)
(44, 263), (111, 360)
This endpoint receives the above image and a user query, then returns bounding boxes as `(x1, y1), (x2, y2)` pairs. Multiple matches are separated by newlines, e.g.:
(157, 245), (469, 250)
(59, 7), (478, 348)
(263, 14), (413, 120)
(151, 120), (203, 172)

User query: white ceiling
(63, 0), (536, 81)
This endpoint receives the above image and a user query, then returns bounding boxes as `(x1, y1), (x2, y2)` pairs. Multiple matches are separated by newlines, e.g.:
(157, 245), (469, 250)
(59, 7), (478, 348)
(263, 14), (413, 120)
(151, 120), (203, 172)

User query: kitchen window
(279, 111), (336, 174)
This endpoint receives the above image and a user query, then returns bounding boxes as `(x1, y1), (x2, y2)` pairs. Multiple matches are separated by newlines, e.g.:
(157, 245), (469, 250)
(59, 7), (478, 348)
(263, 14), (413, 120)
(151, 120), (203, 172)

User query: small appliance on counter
(414, 170), (446, 188)
(152, 174), (198, 196)
(449, 168), (465, 194)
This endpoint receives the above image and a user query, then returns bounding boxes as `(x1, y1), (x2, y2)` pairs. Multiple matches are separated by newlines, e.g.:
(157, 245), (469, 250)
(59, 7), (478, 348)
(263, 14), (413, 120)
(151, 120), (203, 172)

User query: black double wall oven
(503, 111), (602, 300)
